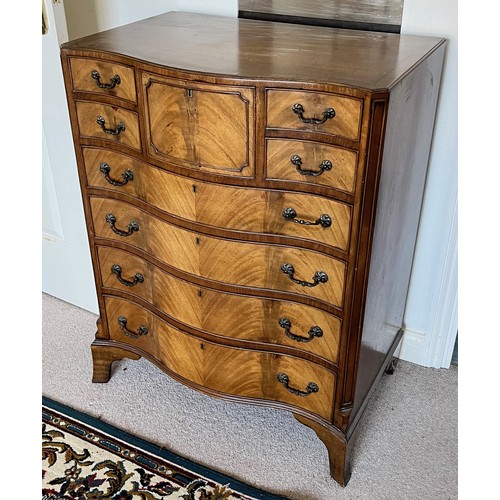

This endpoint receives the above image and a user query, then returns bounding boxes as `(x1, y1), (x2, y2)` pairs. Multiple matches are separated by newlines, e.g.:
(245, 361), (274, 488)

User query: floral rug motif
(42, 397), (287, 500)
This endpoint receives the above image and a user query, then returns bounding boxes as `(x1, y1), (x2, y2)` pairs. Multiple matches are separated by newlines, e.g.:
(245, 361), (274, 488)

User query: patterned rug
(42, 397), (288, 500)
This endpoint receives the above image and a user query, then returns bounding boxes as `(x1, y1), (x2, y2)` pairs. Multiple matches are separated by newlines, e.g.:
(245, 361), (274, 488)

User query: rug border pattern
(42, 396), (289, 500)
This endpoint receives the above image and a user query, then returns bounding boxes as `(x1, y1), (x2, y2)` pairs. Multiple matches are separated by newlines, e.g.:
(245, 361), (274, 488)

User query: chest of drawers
(60, 12), (445, 486)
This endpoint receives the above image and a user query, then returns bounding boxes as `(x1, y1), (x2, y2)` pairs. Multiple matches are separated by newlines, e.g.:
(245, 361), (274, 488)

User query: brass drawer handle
(96, 116), (126, 135)
(290, 155), (333, 177)
(111, 264), (144, 287)
(282, 207), (332, 228)
(105, 213), (139, 237)
(117, 316), (148, 339)
(91, 70), (121, 89)
(100, 162), (134, 186)
(278, 318), (323, 343)
(277, 373), (319, 397)
(281, 263), (328, 288)
(292, 103), (335, 125)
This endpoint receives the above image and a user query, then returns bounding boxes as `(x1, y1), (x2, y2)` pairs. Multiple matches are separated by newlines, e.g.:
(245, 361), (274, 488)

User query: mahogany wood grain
(97, 245), (342, 364)
(75, 101), (141, 150)
(104, 296), (336, 421)
(69, 57), (137, 103)
(350, 44), (447, 420)
(83, 148), (351, 252)
(61, 12), (444, 91)
(267, 89), (362, 141)
(90, 197), (346, 307)
(143, 73), (254, 176)
(294, 413), (352, 487)
(266, 139), (358, 194)
(91, 343), (141, 383)
(59, 12), (446, 487)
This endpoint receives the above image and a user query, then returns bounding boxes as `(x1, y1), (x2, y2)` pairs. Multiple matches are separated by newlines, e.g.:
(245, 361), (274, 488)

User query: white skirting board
(399, 198), (458, 369)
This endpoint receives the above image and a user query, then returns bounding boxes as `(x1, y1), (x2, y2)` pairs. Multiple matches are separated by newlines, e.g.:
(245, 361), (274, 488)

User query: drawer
(90, 197), (346, 307)
(104, 296), (336, 421)
(83, 149), (351, 252)
(68, 57), (136, 103)
(142, 72), (254, 177)
(266, 139), (358, 195)
(75, 101), (141, 151)
(267, 89), (362, 141)
(98, 246), (341, 364)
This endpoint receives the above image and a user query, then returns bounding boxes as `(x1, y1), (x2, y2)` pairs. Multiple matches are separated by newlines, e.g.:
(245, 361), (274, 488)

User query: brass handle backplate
(91, 70), (121, 89)
(281, 263), (328, 288)
(277, 373), (319, 396)
(292, 103), (336, 124)
(117, 316), (148, 339)
(290, 155), (333, 177)
(96, 116), (126, 135)
(282, 207), (332, 228)
(278, 318), (323, 343)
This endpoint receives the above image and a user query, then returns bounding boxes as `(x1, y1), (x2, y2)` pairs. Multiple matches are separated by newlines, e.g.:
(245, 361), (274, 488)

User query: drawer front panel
(91, 198), (346, 307)
(69, 57), (137, 102)
(143, 73), (255, 177)
(75, 101), (141, 150)
(266, 139), (358, 194)
(84, 149), (351, 251)
(98, 246), (341, 363)
(104, 296), (335, 420)
(267, 90), (362, 141)
(83, 148), (196, 219)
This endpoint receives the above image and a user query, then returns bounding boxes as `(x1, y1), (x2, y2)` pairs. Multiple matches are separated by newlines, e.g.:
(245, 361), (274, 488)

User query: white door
(42, 0), (98, 313)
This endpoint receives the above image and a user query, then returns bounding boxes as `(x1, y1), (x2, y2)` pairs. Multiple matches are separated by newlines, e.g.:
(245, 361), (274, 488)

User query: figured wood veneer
(69, 57), (137, 103)
(61, 12), (446, 487)
(266, 90), (362, 140)
(98, 246), (341, 364)
(266, 139), (359, 194)
(90, 197), (346, 307)
(84, 148), (351, 252)
(143, 74), (255, 176)
(104, 296), (336, 421)
(75, 101), (141, 150)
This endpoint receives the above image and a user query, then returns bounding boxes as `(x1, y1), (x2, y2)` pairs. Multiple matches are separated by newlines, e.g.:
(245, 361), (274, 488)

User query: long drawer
(98, 246), (341, 363)
(83, 148), (352, 252)
(90, 197), (346, 307)
(104, 295), (336, 421)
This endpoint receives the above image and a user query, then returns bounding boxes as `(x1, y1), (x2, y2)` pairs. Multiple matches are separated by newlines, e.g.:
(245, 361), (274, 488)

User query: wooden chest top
(61, 12), (444, 90)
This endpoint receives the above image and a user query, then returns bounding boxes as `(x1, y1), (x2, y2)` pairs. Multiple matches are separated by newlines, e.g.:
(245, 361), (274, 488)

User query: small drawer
(84, 148), (351, 252)
(267, 89), (362, 141)
(90, 197), (346, 308)
(75, 101), (141, 151)
(69, 57), (136, 103)
(98, 246), (342, 364)
(266, 139), (358, 195)
(104, 295), (336, 421)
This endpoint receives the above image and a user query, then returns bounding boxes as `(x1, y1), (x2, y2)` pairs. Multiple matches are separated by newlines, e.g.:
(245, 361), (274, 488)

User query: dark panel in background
(239, 0), (404, 33)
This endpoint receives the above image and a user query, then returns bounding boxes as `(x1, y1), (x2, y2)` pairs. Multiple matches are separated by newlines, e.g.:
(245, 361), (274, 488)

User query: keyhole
(196, 237), (201, 245)
(198, 290), (203, 297)
(200, 342), (204, 350)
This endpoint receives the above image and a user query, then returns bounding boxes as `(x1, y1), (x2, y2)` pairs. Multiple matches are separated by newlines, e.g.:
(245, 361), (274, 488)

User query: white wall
(399, 0), (458, 367)
(64, 0), (237, 40)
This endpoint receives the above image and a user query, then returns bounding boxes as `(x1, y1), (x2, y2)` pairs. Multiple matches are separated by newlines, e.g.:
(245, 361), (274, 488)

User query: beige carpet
(42, 292), (457, 499)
